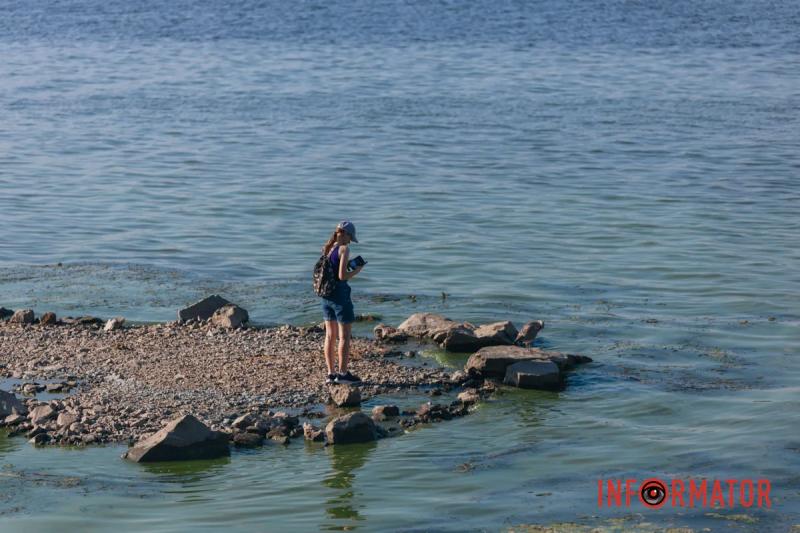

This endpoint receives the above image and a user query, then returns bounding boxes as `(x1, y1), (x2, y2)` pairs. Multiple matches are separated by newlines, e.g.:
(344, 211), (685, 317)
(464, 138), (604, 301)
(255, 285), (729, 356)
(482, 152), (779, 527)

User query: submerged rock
(211, 304), (249, 329)
(329, 384), (361, 407)
(0, 390), (27, 417)
(325, 412), (377, 445)
(503, 360), (561, 390)
(178, 295), (231, 323)
(123, 414), (230, 462)
(9, 309), (35, 325)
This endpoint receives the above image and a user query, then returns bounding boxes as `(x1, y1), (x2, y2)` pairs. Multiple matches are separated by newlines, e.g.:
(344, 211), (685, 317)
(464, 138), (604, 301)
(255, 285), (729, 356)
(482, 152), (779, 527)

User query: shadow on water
(321, 442), (376, 531)
(137, 456), (232, 484)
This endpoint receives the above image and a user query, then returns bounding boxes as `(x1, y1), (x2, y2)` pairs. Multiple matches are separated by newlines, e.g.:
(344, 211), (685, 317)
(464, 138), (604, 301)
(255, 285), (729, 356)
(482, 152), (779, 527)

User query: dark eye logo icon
(639, 478), (667, 508)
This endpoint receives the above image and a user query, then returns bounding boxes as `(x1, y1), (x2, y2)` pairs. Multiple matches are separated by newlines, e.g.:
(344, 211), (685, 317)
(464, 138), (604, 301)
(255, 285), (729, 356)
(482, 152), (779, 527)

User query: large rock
(0, 390), (27, 417)
(211, 304), (249, 329)
(56, 412), (78, 427)
(329, 385), (361, 407)
(503, 360), (561, 390)
(397, 313), (461, 339)
(325, 412), (377, 445)
(474, 321), (518, 346)
(178, 295), (231, 323)
(466, 345), (591, 378)
(123, 414), (230, 462)
(29, 404), (56, 424)
(514, 320), (545, 346)
(439, 326), (482, 352)
(9, 309), (35, 325)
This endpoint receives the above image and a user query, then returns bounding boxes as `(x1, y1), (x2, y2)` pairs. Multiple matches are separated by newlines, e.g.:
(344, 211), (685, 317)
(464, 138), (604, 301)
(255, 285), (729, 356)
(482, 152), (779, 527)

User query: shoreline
(0, 319), (461, 447)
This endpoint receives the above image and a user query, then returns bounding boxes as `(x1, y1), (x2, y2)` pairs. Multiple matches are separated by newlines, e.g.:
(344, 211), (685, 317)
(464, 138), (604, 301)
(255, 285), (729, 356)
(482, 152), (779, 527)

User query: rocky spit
(0, 303), (592, 458)
(0, 318), (464, 448)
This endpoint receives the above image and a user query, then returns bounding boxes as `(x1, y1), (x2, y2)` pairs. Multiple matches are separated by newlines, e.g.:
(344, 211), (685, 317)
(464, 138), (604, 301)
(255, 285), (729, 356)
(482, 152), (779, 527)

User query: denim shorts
(321, 282), (355, 324)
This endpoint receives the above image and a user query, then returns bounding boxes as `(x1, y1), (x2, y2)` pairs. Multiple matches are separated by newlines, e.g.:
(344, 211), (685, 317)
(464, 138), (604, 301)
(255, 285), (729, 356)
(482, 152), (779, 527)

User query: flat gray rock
(466, 345), (592, 378)
(123, 414), (230, 462)
(178, 295), (231, 323)
(503, 360), (561, 390)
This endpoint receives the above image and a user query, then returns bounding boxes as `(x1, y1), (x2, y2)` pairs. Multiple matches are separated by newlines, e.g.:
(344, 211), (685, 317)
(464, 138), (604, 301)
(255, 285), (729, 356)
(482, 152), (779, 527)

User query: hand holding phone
(348, 255), (367, 271)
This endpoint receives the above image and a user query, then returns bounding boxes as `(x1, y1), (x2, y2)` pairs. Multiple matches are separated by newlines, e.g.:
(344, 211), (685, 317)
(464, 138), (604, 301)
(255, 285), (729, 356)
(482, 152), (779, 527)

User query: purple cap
(337, 220), (358, 243)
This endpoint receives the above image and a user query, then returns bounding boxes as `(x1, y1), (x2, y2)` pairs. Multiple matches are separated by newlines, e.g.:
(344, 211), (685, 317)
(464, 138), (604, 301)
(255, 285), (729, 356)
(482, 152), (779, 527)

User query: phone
(348, 256), (367, 270)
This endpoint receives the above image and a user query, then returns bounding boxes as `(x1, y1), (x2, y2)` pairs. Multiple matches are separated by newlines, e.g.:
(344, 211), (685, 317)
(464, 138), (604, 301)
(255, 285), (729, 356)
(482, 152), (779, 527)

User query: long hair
(322, 228), (343, 256)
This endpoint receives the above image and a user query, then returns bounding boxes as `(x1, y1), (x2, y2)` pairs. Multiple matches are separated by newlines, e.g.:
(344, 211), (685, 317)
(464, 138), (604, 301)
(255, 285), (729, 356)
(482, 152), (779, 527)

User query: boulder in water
(0, 390), (27, 417)
(503, 360), (561, 390)
(325, 412), (377, 445)
(123, 414), (230, 462)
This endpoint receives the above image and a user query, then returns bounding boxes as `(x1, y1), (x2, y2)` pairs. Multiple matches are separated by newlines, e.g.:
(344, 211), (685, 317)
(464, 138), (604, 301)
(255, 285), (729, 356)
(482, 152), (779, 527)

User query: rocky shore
(0, 302), (592, 457)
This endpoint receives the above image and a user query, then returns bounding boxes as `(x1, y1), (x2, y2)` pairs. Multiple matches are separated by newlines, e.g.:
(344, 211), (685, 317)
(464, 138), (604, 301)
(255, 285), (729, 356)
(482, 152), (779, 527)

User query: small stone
(46, 383), (66, 393)
(104, 317), (125, 332)
(232, 414), (254, 430)
(303, 422), (325, 442)
(457, 389), (480, 405)
(40, 312), (58, 325)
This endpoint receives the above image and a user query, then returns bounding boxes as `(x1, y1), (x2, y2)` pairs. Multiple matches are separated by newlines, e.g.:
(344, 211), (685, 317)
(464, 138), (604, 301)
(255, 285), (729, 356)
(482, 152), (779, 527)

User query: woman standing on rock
(320, 220), (364, 385)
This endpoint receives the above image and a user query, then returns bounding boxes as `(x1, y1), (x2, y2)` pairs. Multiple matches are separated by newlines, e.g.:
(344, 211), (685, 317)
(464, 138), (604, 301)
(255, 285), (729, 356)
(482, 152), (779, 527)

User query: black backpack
(313, 250), (338, 297)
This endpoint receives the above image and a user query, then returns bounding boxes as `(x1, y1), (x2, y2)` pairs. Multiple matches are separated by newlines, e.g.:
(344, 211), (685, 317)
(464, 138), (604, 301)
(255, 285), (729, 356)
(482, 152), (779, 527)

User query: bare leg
(324, 320), (338, 374)
(337, 322), (352, 373)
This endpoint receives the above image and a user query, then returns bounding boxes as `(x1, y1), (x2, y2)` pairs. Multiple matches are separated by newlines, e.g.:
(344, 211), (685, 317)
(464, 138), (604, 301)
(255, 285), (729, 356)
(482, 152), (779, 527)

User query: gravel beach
(0, 320), (455, 445)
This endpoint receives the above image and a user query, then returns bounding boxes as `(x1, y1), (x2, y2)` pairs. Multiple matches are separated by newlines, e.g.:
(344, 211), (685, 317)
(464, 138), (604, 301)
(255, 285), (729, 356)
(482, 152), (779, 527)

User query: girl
(320, 220), (364, 385)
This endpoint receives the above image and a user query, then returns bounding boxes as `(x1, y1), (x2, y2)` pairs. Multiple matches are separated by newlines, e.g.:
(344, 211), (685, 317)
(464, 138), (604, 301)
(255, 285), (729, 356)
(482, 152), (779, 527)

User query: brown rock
(457, 389), (480, 405)
(211, 304), (249, 329)
(303, 422), (325, 442)
(4, 414), (24, 425)
(474, 321), (518, 346)
(9, 309), (35, 325)
(503, 360), (561, 390)
(325, 412), (377, 445)
(40, 312), (58, 325)
(232, 432), (264, 447)
(371, 405), (400, 420)
(231, 414), (254, 430)
(329, 385), (361, 407)
(397, 313), (461, 339)
(122, 414), (230, 462)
